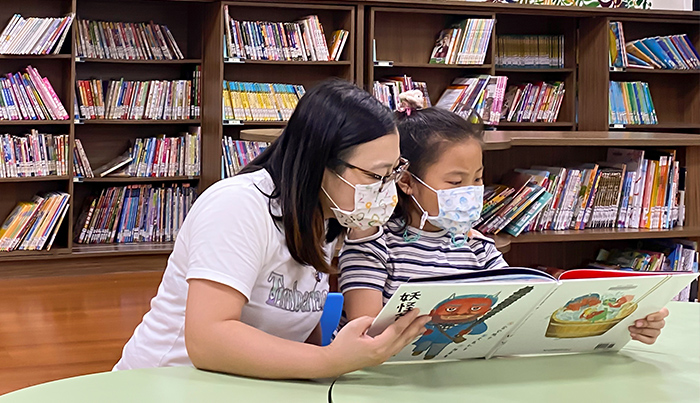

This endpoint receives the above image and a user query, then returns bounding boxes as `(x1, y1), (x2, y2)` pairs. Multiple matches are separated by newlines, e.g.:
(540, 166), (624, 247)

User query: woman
(114, 80), (430, 378)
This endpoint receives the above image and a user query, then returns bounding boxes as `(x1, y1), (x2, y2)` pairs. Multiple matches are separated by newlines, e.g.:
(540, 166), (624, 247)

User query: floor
(0, 271), (163, 395)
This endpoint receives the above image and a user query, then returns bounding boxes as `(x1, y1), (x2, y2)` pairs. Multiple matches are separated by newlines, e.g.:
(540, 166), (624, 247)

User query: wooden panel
(0, 271), (163, 394)
(578, 17), (610, 131)
(200, 1), (225, 190)
(0, 255), (167, 278)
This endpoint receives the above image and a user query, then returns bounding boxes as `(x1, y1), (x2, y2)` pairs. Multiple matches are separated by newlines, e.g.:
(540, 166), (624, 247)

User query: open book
(367, 268), (697, 362)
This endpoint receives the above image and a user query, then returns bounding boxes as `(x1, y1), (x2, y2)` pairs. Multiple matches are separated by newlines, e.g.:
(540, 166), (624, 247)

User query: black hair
(240, 79), (396, 273)
(393, 107), (484, 227)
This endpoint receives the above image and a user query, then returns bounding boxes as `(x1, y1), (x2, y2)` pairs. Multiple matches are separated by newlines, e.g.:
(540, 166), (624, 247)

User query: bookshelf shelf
(225, 59), (351, 66)
(72, 243), (175, 257)
(239, 128), (283, 142)
(505, 227), (700, 244)
(76, 58), (203, 65)
(0, 176), (71, 184)
(382, 62), (493, 69)
(610, 69), (700, 74)
(495, 68), (574, 73)
(0, 54), (72, 60)
(0, 120), (71, 125)
(493, 122), (575, 128)
(223, 121), (287, 127)
(612, 124), (700, 130)
(0, 248), (71, 262)
(77, 120), (202, 125)
(503, 131), (700, 147)
(74, 176), (200, 183)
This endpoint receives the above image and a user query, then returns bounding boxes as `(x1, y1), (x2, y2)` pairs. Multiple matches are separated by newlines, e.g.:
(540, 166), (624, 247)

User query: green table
(2, 302), (698, 403)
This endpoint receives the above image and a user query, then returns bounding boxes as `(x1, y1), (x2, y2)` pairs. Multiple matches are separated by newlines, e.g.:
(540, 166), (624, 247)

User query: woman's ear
(397, 172), (413, 195)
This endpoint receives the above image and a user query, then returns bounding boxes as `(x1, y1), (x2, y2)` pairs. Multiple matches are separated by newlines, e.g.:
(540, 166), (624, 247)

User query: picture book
(367, 267), (697, 362)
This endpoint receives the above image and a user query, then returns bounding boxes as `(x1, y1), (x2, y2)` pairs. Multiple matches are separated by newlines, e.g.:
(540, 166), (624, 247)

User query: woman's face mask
(409, 173), (484, 245)
(323, 173), (398, 230)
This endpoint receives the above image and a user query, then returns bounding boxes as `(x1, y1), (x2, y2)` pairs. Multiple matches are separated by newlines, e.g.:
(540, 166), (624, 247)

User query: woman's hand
(324, 309), (430, 376)
(628, 308), (669, 345)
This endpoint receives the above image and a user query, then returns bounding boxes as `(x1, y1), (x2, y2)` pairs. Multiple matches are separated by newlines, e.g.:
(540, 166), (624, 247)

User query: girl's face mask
(323, 173), (398, 230)
(408, 174), (484, 246)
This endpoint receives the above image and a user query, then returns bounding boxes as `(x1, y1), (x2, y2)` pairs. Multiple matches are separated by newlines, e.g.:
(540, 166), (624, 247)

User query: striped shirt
(338, 218), (508, 305)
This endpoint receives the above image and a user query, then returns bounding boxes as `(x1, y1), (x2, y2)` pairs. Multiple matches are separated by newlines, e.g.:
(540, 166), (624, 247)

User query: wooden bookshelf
(0, 0), (697, 296)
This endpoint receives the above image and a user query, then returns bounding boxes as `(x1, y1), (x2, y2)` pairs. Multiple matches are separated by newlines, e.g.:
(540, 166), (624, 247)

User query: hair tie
(397, 90), (425, 116)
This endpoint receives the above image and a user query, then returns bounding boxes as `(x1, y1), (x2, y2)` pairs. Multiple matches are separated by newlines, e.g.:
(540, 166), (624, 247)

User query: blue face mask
(404, 174), (484, 247)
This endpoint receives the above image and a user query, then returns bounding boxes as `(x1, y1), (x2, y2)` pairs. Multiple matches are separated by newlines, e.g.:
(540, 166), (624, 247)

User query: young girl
(339, 91), (668, 345)
(114, 80), (430, 379)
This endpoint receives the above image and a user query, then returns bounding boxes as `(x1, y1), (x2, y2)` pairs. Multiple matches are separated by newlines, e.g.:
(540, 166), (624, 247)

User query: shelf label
(610, 124), (626, 129)
(374, 60), (394, 67)
(609, 67), (624, 72)
(223, 120), (243, 126)
(224, 57), (245, 64)
(74, 119), (84, 124)
(75, 57), (84, 63)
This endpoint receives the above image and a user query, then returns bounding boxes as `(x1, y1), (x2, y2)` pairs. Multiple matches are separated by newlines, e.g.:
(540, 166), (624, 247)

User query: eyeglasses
(335, 157), (410, 191)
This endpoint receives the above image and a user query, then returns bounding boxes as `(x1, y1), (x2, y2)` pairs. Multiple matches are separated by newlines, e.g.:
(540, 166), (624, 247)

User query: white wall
(650, 0), (693, 10)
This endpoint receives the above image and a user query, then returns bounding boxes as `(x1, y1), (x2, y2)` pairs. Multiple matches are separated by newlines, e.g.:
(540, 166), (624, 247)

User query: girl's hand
(628, 308), (669, 345)
(325, 309), (430, 376)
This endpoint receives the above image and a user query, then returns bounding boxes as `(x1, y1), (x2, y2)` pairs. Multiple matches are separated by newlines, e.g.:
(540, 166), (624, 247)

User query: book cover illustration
(494, 271), (696, 357)
(367, 272), (558, 362)
(411, 287), (532, 360)
(545, 291), (636, 338)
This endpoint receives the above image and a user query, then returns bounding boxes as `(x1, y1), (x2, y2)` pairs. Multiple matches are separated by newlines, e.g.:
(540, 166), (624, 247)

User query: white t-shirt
(114, 169), (330, 370)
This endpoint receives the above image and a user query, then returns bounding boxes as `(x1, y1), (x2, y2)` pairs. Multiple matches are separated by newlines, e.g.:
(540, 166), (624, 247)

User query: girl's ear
(397, 172), (413, 195)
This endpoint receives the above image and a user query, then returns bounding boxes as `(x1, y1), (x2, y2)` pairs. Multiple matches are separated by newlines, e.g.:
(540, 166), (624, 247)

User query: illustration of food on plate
(545, 293), (638, 338)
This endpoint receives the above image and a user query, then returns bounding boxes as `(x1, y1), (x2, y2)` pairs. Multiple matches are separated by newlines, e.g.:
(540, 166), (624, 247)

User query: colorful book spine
(0, 14), (74, 55)
(0, 131), (69, 178)
(74, 184), (196, 244)
(76, 19), (184, 60)
(0, 66), (68, 121)
(0, 192), (70, 252)
(76, 75), (199, 121)
(221, 138), (269, 178)
(223, 81), (305, 122)
(609, 81), (656, 126)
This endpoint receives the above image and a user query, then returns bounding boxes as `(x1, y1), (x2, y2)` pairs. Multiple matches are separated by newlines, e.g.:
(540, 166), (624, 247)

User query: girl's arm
(343, 289), (383, 321)
(185, 278), (429, 379)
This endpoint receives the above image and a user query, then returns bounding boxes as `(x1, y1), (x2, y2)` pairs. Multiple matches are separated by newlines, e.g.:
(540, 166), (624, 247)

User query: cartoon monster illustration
(411, 293), (498, 360)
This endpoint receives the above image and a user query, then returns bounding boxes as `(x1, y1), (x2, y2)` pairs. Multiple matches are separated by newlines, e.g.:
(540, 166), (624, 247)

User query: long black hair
(393, 107), (484, 227)
(240, 79), (396, 273)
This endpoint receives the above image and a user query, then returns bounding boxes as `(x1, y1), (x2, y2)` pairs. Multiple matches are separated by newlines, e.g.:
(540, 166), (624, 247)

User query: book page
(367, 279), (557, 362)
(493, 272), (697, 357)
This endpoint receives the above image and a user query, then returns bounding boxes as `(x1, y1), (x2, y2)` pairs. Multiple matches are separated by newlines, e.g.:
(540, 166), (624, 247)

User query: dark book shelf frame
(0, 1), (696, 298)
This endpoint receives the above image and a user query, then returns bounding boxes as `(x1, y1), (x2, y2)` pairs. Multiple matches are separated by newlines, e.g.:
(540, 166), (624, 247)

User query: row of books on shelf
(74, 183), (196, 244)
(224, 10), (347, 62)
(222, 81), (305, 122)
(609, 22), (699, 70)
(0, 192), (69, 252)
(76, 70), (201, 121)
(477, 148), (686, 237)
(374, 74), (564, 125)
(0, 13), (73, 55)
(76, 19), (185, 60)
(0, 66), (69, 121)
(372, 76), (431, 112)
(609, 81), (657, 126)
(74, 129), (201, 179)
(496, 35), (565, 68)
(500, 80), (565, 123)
(590, 239), (698, 301)
(1, 131), (69, 178)
(429, 18), (493, 65)
(221, 138), (268, 178)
